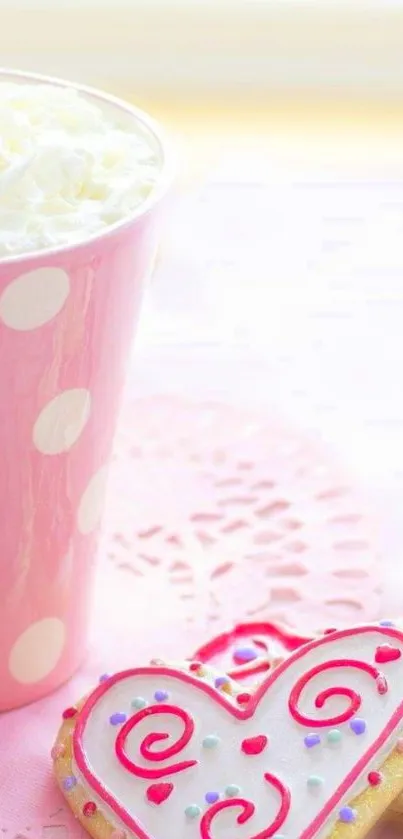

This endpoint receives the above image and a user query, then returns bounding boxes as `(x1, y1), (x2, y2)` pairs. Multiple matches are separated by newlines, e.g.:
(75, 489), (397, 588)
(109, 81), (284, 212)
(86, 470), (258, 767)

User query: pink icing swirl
(289, 658), (386, 727)
(115, 704), (197, 779)
(200, 774), (291, 839)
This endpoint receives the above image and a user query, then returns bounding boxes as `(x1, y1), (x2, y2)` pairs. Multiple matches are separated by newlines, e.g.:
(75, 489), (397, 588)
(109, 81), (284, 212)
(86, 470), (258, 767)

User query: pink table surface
(0, 394), (389, 837)
(3, 161), (403, 838)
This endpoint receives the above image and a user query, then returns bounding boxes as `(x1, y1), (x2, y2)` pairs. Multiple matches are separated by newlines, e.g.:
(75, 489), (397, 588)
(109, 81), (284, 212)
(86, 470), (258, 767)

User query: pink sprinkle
(62, 707), (77, 719)
(236, 692), (251, 705)
(83, 802), (97, 817)
(51, 743), (65, 760)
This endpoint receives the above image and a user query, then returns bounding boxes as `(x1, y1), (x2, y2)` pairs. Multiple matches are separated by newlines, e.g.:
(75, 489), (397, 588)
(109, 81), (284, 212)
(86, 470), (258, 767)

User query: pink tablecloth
(0, 396), (389, 837)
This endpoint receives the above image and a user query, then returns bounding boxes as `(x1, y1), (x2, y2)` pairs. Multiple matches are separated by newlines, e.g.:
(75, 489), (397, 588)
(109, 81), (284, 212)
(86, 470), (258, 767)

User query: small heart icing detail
(241, 734), (268, 755)
(375, 644), (402, 664)
(146, 783), (174, 805)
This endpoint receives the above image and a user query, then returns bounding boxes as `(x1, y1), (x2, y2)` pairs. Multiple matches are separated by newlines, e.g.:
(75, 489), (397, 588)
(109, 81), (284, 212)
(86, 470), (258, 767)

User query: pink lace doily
(1, 396), (384, 839)
(105, 396), (381, 639)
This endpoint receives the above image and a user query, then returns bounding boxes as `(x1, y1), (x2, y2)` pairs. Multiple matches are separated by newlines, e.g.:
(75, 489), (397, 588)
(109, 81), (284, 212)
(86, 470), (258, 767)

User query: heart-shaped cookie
(54, 626), (403, 839)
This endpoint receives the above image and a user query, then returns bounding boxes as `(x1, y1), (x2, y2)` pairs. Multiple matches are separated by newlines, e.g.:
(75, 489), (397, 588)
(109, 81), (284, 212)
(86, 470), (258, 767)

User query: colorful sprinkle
(236, 692), (251, 705)
(205, 792), (220, 804)
(339, 807), (356, 824)
(83, 802), (97, 817)
(62, 707), (77, 720)
(202, 734), (220, 749)
(307, 775), (324, 788)
(185, 804), (201, 819)
(225, 784), (241, 798)
(154, 690), (169, 702)
(51, 743), (65, 760)
(323, 628), (337, 634)
(380, 620), (395, 627)
(327, 729), (342, 744)
(350, 718), (366, 735)
(368, 771), (383, 786)
(109, 712), (127, 726)
(189, 662), (202, 672)
(397, 737), (403, 753)
(62, 776), (77, 792)
(304, 733), (321, 748)
(233, 646), (258, 664)
(215, 676), (229, 688)
(131, 697), (147, 710)
(99, 673), (110, 683)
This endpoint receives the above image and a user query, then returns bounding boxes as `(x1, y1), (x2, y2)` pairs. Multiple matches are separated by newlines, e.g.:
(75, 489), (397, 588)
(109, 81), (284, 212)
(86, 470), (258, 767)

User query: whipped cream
(0, 82), (162, 257)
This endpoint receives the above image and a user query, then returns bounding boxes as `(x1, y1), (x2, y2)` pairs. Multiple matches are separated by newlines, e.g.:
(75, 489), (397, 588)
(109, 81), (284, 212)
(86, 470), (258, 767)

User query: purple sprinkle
(380, 620), (395, 627)
(99, 673), (110, 683)
(304, 734), (321, 748)
(109, 712), (127, 725)
(63, 776), (77, 792)
(215, 677), (229, 688)
(339, 807), (356, 824)
(350, 718), (366, 735)
(205, 792), (220, 804)
(233, 646), (258, 663)
(154, 690), (168, 702)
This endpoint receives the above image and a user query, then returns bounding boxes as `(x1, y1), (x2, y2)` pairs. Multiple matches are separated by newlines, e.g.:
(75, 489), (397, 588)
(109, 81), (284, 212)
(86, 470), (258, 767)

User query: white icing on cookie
(72, 627), (403, 839)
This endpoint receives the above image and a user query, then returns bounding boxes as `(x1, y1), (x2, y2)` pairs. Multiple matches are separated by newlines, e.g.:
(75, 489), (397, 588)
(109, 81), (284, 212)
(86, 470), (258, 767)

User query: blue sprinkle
(109, 712), (127, 725)
(350, 718), (366, 735)
(304, 733), (321, 748)
(339, 807), (356, 823)
(380, 620), (395, 627)
(225, 784), (241, 797)
(99, 673), (110, 683)
(185, 805), (201, 819)
(63, 776), (77, 792)
(234, 646), (258, 663)
(205, 791), (220, 804)
(132, 697), (147, 710)
(154, 690), (169, 702)
(202, 734), (220, 749)
(214, 676), (229, 688)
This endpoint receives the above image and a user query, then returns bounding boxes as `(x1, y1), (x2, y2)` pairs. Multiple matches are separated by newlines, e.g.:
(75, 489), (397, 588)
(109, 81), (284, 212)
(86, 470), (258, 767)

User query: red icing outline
(194, 621), (312, 682)
(115, 704), (197, 779)
(200, 774), (290, 839)
(73, 625), (403, 839)
(289, 659), (384, 727)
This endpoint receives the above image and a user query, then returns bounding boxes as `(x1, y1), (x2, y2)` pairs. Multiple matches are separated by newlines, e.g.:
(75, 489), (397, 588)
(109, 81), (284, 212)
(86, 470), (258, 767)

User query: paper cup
(0, 70), (173, 711)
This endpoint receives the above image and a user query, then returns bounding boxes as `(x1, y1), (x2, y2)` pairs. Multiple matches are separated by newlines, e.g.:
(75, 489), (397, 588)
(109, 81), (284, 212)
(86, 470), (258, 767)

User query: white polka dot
(33, 388), (91, 455)
(0, 267), (69, 330)
(77, 465), (109, 535)
(9, 618), (66, 684)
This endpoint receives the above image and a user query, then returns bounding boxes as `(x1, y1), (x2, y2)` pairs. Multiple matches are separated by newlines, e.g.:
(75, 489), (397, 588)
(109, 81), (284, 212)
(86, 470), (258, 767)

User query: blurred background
(3, 0), (403, 612)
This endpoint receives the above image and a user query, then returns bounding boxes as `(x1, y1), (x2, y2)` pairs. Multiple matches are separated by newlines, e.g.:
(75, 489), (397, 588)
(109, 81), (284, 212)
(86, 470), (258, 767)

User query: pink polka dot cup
(0, 71), (173, 711)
